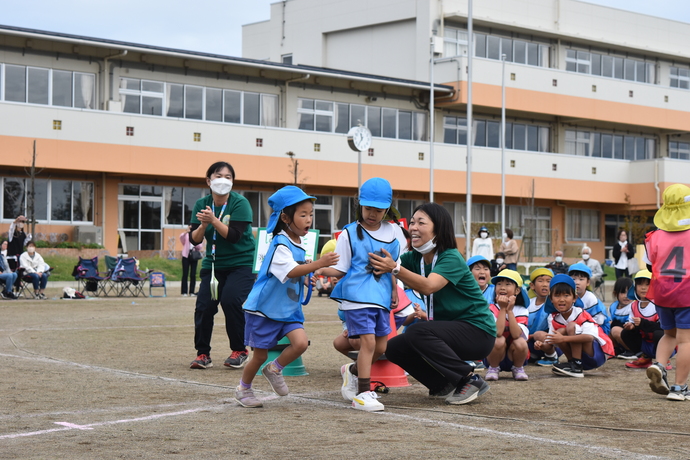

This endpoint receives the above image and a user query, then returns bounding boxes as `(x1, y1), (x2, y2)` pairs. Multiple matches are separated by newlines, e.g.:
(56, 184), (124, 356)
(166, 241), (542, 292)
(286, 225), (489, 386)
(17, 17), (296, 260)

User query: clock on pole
(347, 126), (372, 189)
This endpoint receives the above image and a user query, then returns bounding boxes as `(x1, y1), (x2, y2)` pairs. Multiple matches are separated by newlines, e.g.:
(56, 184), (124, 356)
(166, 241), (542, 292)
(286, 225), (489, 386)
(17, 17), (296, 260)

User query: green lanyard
(211, 201), (227, 260)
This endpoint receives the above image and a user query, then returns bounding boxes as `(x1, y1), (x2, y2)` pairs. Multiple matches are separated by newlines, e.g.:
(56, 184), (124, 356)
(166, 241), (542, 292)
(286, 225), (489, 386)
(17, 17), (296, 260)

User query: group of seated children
(466, 256), (627, 379)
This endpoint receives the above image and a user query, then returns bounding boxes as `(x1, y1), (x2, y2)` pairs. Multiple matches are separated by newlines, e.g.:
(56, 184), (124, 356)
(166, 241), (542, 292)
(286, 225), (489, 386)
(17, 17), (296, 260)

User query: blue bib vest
(330, 222), (400, 310)
(243, 234), (306, 323)
(583, 298), (611, 335)
(609, 301), (630, 324)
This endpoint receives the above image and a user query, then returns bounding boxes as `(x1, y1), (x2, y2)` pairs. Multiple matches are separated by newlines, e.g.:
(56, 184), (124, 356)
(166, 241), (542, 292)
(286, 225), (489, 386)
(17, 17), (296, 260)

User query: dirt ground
(1, 289), (690, 459)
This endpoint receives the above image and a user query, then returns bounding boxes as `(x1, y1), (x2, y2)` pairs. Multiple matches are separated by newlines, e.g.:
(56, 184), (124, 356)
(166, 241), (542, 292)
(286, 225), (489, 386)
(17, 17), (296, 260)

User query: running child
(609, 277), (635, 358)
(534, 274), (615, 378)
(235, 186), (339, 408)
(645, 184), (690, 400)
(484, 269), (530, 381)
(569, 263), (611, 334)
(318, 177), (406, 412)
(620, 270), (667, 369)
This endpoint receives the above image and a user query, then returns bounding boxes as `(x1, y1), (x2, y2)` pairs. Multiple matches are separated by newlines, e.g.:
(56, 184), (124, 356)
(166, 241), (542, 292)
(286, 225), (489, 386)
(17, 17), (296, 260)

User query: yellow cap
(320, 238), (337, 257)
(491, 269), (523, 287)
(530, 268), (554, 282)
(634, 269), (652, 281)
(654, 184), (690, 232)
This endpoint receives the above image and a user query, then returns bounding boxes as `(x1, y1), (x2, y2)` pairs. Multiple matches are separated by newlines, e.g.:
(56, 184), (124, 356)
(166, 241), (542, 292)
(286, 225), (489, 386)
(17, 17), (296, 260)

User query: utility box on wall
(73, 226), (103, 246)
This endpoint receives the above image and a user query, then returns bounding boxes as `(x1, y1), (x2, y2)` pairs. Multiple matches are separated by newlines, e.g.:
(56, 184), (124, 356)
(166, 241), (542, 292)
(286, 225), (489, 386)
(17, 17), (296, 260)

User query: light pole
(429, 37), (435, 203)
(501, 53), (507, 242)
(465, 0), (473, 257)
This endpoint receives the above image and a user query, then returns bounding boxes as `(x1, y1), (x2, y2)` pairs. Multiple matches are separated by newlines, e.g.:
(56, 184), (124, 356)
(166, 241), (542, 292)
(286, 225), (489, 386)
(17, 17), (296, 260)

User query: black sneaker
(616, 350), (639, 360)
(445, 374), (490, 405)
(429, 382), (456, 398)
(224, 350), (249, 368)
(552, 361), (584, 378)
(646, 362), (670, 395)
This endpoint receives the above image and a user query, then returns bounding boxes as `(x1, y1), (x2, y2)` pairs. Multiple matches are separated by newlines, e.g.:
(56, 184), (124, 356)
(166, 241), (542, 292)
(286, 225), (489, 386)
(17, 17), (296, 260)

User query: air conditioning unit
(73, 226), (103, 245)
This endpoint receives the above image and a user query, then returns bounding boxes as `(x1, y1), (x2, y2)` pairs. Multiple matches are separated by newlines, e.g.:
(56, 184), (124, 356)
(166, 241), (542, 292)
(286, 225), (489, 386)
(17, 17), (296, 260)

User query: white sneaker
(341, 363), (358, 401)
(352, 391), (384, 412)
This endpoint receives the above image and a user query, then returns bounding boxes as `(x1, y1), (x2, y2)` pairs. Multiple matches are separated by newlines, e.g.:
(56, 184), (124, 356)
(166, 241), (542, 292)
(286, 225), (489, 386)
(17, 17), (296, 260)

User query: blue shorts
(244, 313), (303, 349)
(345, 308), (391, 338)
(657, 306), (690, 330)
(580, 340), (606, 370)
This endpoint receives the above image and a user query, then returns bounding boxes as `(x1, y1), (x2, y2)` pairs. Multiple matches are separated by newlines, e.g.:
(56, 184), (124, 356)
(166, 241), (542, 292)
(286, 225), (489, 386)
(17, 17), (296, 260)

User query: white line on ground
(0, 352), (669, 458)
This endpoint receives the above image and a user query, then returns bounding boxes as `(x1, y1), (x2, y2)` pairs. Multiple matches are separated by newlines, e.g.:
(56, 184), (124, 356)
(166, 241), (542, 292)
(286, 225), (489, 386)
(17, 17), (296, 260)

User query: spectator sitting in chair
(0, 245), (18, 299)
(580, 246), (604, 287)
(19, 241), (50, 299)
(545, 250), (569, 275)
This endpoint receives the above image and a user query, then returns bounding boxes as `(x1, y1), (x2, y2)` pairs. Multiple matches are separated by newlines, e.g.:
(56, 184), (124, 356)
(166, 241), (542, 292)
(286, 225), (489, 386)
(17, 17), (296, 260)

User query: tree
(24, 140), (44, 238)
(622, 193), (650, 245)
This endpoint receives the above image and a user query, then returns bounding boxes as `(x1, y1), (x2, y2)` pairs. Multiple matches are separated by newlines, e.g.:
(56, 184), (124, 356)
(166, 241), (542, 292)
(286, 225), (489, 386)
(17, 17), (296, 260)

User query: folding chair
(148, 272), (167, 297)
(112, 257), (148, 297)
(18, 266), (54, 299)
(73, 257), (105, 296)
(102, 255), (122, 297)
(592, 264), (608, 302)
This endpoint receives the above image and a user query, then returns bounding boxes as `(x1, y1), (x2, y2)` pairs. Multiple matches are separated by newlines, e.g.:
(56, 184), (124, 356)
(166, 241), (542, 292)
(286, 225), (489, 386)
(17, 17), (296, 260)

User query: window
(565, 129), (654, 160)
(1, 177), (93, 223)
(443, 116), (549, 152)
(443, 27), (469, 57)
(281, 54), (293, 65)
(669, 141), (690, 160)
(118, 184), (163, 251)
(121, 78), (164, 116)
(5, 65), (26, 102)
(567, 209), (600, 240)
(2, 64), (95, 108)
(565, 50), (654, 83)
(297, 98), (427, 141)
(473, 32), (548, 67)
(670, 67), (690, 89)
(164, 186), (207, 225)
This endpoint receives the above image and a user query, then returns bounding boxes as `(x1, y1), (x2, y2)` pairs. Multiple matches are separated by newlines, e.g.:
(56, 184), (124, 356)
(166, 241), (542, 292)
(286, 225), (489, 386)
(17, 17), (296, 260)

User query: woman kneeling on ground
(368, 202), (496, 405)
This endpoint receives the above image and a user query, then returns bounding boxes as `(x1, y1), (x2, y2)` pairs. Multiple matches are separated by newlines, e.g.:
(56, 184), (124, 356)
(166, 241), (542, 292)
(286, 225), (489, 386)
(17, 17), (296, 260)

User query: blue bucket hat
(265, 186), (316, 233)
(544, 274), (584, 313)
(359, 177), (393, 209)
(568, 262), (592, 278)
(467, 255), (490, 268)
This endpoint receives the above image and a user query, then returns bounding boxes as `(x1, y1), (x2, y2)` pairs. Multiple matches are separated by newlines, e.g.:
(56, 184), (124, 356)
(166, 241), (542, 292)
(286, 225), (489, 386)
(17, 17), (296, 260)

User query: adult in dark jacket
(612, 230), (636, 279)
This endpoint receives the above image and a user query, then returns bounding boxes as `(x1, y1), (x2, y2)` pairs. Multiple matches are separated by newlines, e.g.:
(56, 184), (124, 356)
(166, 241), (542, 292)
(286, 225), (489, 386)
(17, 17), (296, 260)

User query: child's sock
(350, 362), (359, 376)
(271, 359), (285, 371)
(545, 352), (557, 359)
(357, 378), (370, 395)
(239, 379), (251, 390)
(572, 358), (583, 368)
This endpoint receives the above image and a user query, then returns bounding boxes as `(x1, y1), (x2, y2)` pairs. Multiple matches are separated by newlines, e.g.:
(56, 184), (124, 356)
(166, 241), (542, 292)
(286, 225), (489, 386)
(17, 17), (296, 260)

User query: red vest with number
(630, 300), (658, 342)
(645, 229), (690, 309)
(550, 308), (615, 356)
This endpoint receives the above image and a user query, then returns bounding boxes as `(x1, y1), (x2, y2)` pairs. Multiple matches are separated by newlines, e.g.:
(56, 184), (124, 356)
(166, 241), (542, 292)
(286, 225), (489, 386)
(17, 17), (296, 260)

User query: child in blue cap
(317, 177), (406, 411)
(236, 186), (339, 408)
(568, 262), (611, 334)
(535, 274), (615, 378)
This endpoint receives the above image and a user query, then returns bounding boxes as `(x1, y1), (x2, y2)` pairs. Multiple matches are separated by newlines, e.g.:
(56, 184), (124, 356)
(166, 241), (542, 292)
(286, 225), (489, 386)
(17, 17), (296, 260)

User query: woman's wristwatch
(392, 262), (401, 276)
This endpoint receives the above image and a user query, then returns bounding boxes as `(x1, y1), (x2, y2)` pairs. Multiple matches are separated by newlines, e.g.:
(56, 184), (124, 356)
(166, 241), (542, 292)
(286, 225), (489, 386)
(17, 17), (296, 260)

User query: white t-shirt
(268, 230), (306, 284)
(333, 222), (406, 311)
(549, 308), (608, 347)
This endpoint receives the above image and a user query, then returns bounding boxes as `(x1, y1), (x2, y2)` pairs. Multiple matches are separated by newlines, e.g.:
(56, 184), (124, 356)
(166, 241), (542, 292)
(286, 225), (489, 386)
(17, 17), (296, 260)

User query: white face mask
(413, 238), (437, 255)
(27, 247), (35, 254)
(582, 254), (590, 261)
(555, 256), (563, 263)
(480, 232), (488, 239)
(496, 258), (504, 265)
(17, 223), (24, 229)
(210, 178), (233, 195)
(502, 232), (508, 241)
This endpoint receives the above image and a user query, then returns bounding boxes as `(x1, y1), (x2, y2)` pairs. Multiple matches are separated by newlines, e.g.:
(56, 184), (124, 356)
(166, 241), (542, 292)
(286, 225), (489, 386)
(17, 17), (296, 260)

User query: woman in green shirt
(188, 161), (256, 371)
(368, 203), (495, 405)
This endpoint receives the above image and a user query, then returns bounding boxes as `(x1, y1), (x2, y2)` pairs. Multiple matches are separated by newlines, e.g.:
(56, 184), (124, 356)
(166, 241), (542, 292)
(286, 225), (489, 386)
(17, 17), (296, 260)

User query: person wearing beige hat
(644, 184), (690, 401)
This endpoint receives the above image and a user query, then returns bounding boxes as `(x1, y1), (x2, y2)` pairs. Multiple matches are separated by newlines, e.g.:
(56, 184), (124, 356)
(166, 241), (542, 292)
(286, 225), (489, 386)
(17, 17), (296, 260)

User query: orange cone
(369, 309), (409, 389)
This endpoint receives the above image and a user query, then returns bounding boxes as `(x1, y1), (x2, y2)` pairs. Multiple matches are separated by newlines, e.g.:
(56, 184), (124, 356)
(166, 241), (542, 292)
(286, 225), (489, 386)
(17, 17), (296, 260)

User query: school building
(1, 0), (689, 262)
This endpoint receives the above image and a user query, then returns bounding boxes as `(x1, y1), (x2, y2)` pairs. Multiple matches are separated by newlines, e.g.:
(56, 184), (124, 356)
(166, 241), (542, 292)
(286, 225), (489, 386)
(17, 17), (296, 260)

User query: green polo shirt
(190, 192), (255, 270)
(401, 248), (495, 337)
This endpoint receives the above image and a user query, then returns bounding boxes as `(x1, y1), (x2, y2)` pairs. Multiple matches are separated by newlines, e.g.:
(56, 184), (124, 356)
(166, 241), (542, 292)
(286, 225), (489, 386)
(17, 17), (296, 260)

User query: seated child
(568, 263), (611, 335)
(608, 277), (635, 358)
(620, 270), (669, 370)
(534, 274), (615, 378)
(484, 269), (530, 381)
(524, 268), (557, 365)
(467, 255), (495, 303)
